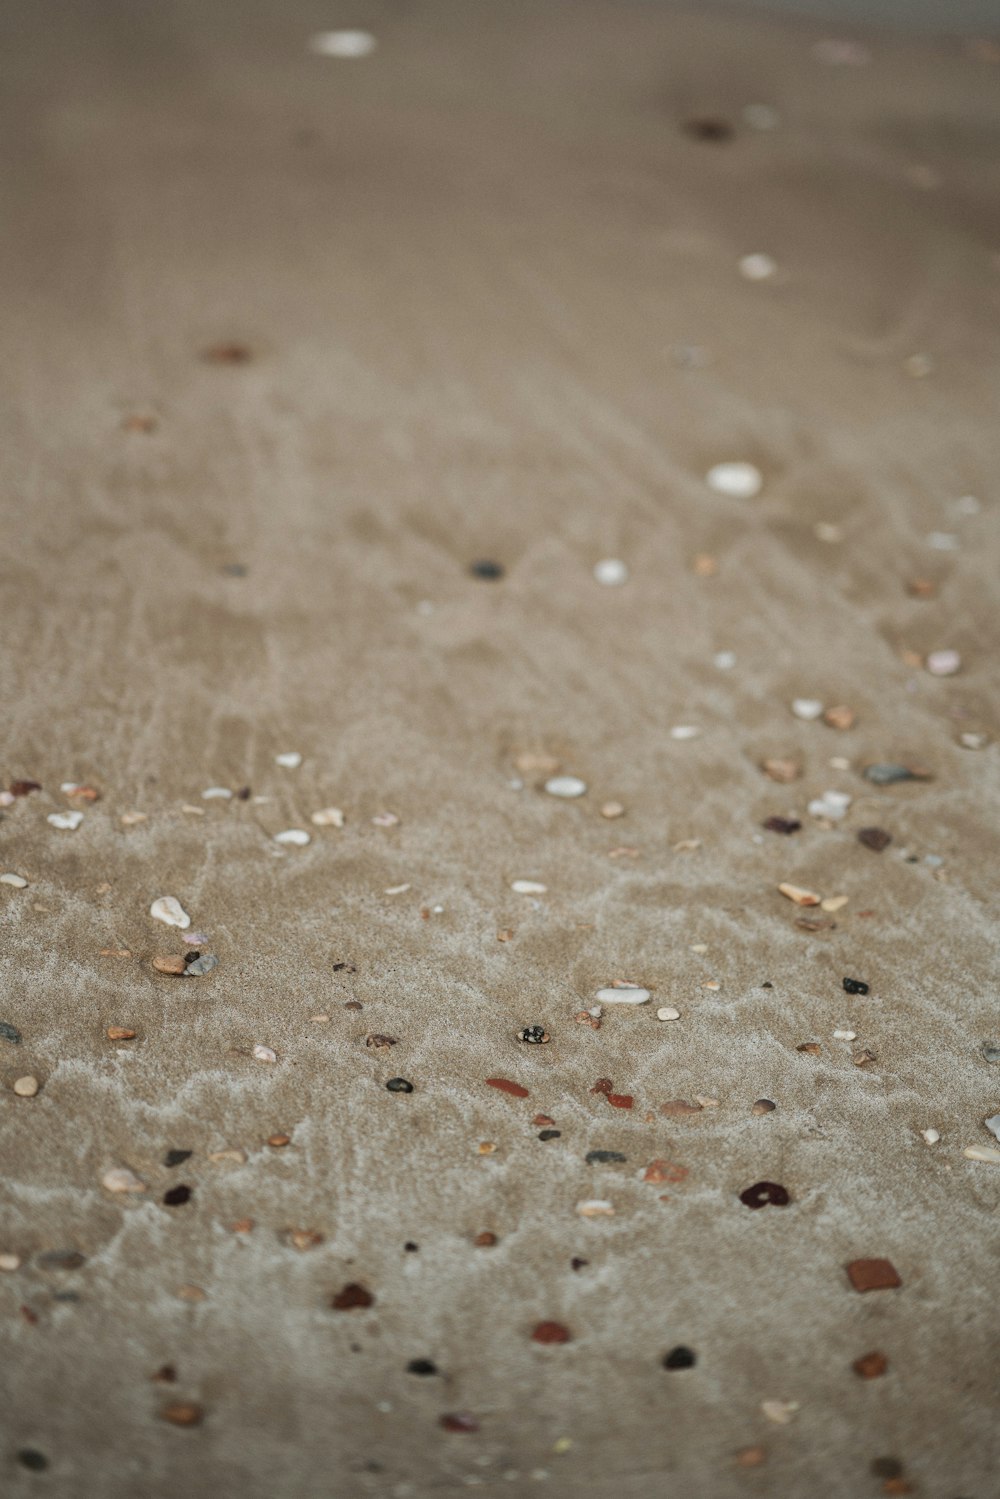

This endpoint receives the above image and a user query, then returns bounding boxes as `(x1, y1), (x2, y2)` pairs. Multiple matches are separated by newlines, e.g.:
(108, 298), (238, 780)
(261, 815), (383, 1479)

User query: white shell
(0, 874), (28, 888)
(595, 986), (650, 1005)
(963, 1144), (1000, 1164)
(253, 1045), (277, 1063)
(150, 896), (191, 929)
(921, 1128), (941, 1145)
(706, 462), (762, 499)
(511, 880), (546, 894)
(791, 698), (824, 720)
(308, 29), (376, 57)
(593, 558), (629, 586)
(274, 828), (310, 846)
(202, 787), (232, 800)
(311, 807), (345, 827)
(544, 776), (587, 798)
(275, 752), (302, 768)
(48, 810), (83, 830)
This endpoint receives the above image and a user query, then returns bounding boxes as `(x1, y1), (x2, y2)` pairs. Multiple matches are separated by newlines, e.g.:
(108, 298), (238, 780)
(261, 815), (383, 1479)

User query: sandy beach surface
(2, 3), (999, 1496)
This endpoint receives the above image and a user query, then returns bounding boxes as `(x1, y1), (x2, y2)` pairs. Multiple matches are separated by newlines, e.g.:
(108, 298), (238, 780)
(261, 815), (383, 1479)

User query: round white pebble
(926, 649), (961, 677)
(792, 698), (824, 720)
(274, 828), (311, 846)
(656, 1006), (681, 1021)
(309, 29), (377, 57)
(150, 896), (191, 929)
(13, 1076), (39, 1097)
(833, 1029), (857, 1041)
(595, 986), (650, 1005)
(0, 873), (28, 888)
(511, 879), (547, 894)
(670, 725), (701, 740)
(275, 752), (302, 768)
(713, 651), (736, 670)
(48, 810), (83, 830)
(201, 787), (232, 800)
(593, 558), (629, 586)
(311, 807), (345, 827)
(739, 252), (777, 281)
(706, 462), (762, 499)
(921, 1128), (941, 1145)
(544, 776), (587, 798)
(0, 1254), (20, 1271)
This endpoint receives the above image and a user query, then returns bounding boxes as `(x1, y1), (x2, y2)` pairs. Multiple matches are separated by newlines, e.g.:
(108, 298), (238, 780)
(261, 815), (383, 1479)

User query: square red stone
(846, 1258), (902, 1292)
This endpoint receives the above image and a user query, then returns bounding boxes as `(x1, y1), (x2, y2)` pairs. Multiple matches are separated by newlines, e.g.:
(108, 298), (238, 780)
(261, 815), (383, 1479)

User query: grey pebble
(0, 1020), (22, 1044)
(864, 763), (920, 785)
(185, 953), (219, 977)
(983, 1044), (1000, 1064)
(586, 1150), (628, 1165)
(36, 1250), (86, 1271)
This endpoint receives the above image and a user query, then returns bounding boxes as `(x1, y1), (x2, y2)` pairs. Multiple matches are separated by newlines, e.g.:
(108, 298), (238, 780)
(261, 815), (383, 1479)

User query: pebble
(0, 1253), (21, 1271)
(102, 1167), (146, 1193)
(982, 1044), (1000, 1064)
(823, 705), (855, 730)
(185, 953), (218, 976)
(576, 1199), (614, 1217)
(833, 1029), (857, 1041)
(761, 1400), (798, 1425)
(762, 757), (801, 783)
(253, 1045), (277, 1063)
(544, 776), (587, 798)
(958, 732), (989, 750)
(160, 1402), (204, 1427)
(600, 801), (625, 819)
(469, 559), (504, 580)
(706, 461), (762, 499)
(808, 789), (852, 820)
(511, 880), (546, 894)
(920, 1128), (940, 1145)
(714, 650), (736, 669)
(864, 763), (924, 785)
(48, 810), (83, 830)
(656, 1006), (681, 1022)
(0, 873), (28, 888)
(107, 1027), (136, 1041)
(586, 1150), (627, 1165)
(843, 977), (869, 996)
(739, 1180), (790, 1209)
(752, 1099), (776, 1115)
(309, 29), (376, 57)
(311, 807), (345, 827)
(669, 725), (701, 740)
(13, 1076), (39, 1097)
(984, 1114), (1000, 1141)
(486, 1077), (529, 1098)
(331, 1282), (375, 1310)
(532, 1321), (572, 1344)
(791, 698), (824, 721)
(739, 252), (777, 280)
(846, 1258), (901, 1292)
(201, 787), (232, 800)
(778, 883), (820, 907)
(153, 955), (187, 975)
(853, 1351), (889, 1379)
(275, 752), (302, 768)
(763, 816), (801, 835)
(964, 1143), (1000, 1164)
(926, 649), (961, 676)
(372, 811), (400, 827)
(858, 826), (892, 852)
(274, 828), (311, 846)
(0, 1021), (22, 1044)
(150, 896), (191, 929)
(593, 558), (629, 585)
(595, 986), (650, 1005)
(663, 1346), (696, 1370)
(386, 1077), (414, 1093)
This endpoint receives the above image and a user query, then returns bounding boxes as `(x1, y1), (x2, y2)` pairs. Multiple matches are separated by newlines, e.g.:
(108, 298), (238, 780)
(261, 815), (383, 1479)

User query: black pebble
(406, 1358), (438, 1376)
(761, 981), (773, 989)
(538, 1129), (561, 1141)
(36, 1250), (84, 1271)
(469, 559), (504, 580)
(682, 116), (734, 142)
(163, 1185), (192, 1206)
(520, 1025), (548, 1044)
(18, 1450), (48, 1471)
(571, 1257), (589, 1271)
(843, 977), (870, 995)
(386, 1078), (413, 1093)
(739, 1180), (790, 1209)
(762, 816), (801, 835)
(0, 1020), (22, 1044)
(870, 1457), (904, 1480)
(663, 1346), (696, 1370)
(586, 1149), (627, 1164)
(164, 1149), (192, 1168)
(404, 1242), (419, 1253)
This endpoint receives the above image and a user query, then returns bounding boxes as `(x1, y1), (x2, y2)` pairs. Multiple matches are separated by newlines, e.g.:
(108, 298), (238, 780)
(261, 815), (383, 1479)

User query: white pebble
(575, 1199), (615, 1217)
(47, 810), (83, 830)
(984, 1114), (1000, 1141)
(713, 651), (736, 670)
(739, 252), (777, 281)
(921, 1128), (941, 1145)
(761, 1400), (799, 1425)
(150, 895), (191, 929)
(372, 811), (400, 827)
(808, 789), (852, 821)
(595, 986), (650, 1005)
(706, 461), (762, 499)
(833, 1029), (857, 1041)
(311, 807), (345, 827)
(275, 752), (302, 768)
(102, 1168), (146, 1194)
(670, 725), (701, 741)
(308, 29), (377, 57)
(927, 531), (959, 551)
(253, 1044), (277, 1063)
(656, 1006), (681, 1021)
(814, 522), (843, 543)
(593, 558), (629, 586)
(955, 494), (980, 516)
(0, 874), (28, 888)
(274, 828), (311, 846)
(926, 649), (961, 677)
(511, 880), (546, 894)
(0, 1254), (20, 1271)
(963, 1144), (1000, 1164)
(544, 776), (588, 798)
(791, 698), (824, 720)
(13, 1076), (39, 1097)
(201, 787), (232, 800)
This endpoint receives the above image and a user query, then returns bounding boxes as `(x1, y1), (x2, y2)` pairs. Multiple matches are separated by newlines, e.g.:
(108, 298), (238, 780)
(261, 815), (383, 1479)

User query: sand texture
(2, 3), (999, 1496)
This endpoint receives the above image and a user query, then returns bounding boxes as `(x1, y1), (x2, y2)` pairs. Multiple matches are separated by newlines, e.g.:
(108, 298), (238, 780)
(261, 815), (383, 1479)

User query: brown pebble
(735, 1446), (767, 1468)
(267, 1133), (291, 1147)
(473, 1231), (497, 1248)
(852, 1047), (878, 1068)
(533, 1114), (555, 1127)
(853, 1350), (889, 1379)
(331, 1282), (374, 1311)
(230, 1219), (254, 1235)
(907, 577), (937, 598)
(160, 1402), (203, 1427)
(607, 1092), (634, 1110)
(846, 1258), (902, 1293)
(761, 757), (801, 784)
(858, 827), (892, 852)
(660, 1099), (703, 1117)
(152, 1365), (177, 1383)
(497, 928), (515, 942)
(176, 1284), (206, 1301)
(590, 1078), (613, 1096)
(13, 1076), (39, 1097)
(574, 1010), (602, 1029)
(440, 1412), (479, 1433)
(682, 116), (734, 142)
(122, 413), (158, 433)
(10, 780), (42, 797)
(485, 1077), (529, 1098)
(644, 1159), (688, 1185)
(107, 1027), (137, 1041)
(531, 1321), (572, 1344)
(344, 1000), (363, 1012)
(286, 1229), (323, 1252)
(152, 956), (187, 975)
(365, 1034), (397, 1050)
(202, 343), (251, 363)
(796, 1042), (822, 1056)
(692, 553), (718, 576)
(752, 1099), (776, 1115)
(823, 705), (855, 730)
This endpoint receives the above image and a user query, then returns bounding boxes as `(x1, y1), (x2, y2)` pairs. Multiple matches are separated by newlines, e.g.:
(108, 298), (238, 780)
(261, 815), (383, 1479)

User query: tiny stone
(372, 811), (400, 827)
(692, 552), (718, 575)
(18, 1451), (49, 1472)
(331, 1282), (375, 1310)
(386, 1077), (414, 1093)
(586, 1150), (627, 1165)
(439, 1412), (479, 1434)
(107, 1027), (136, 1040)
(864, 763), (927, 785)
(469, 559), (504, 579)
(150, 896), (191, 929)
(846, 1258), (902, 1292)
(102, 1167), (146, 1193)
(959, 732), (989, 750)
(286, 1228), (323, 1251)
(544, 776), (587, 798)
(0, 1253), (21, 1271)
(163, 1184), (193, 1206)
(663, 1346), (696, 1370)
(160, 1402), (204, 1427)
(201, 787), (232, 800)
(185, 953), (218, 976)
(797, 1042), (822, 1055)
(275, 752), (302, 768)
(778, 883), (820, 907)
(48, 810), (83, 830)
(843, 977), (870, 995)
(739, 252), (777, 280)
(858, 827), (892, 852)
(13, 1075), (39, 1097)
(407, 1358), (438, 1376)
(519, 1026), (550, 1044)
(165, 1149), (192, 1167)
(963, 1144), (1000, 1164)
(10, 779), (42, 797)
(983, 1114), (1000, 1141)
(833, 1029), (857, 1041)
(682, 116), (734, 142)
(0, 873), (28, 888)
(253, 1044), (277, 1063)
(595, 985), (649, 1005)
(538, 1129), (561, 1141)
(153, 955), (187, 974)
(669, 725), (701, 740)
(920, 1128), (940, 1145)
(982, 1044), (1000, 1063)
(752, 1099), (776, 1115)
(761, 1400), (798, 1425)
(576, 1199), (614, 1217)
(532, 1321), (571, 1345)
(656, 1006), (681, 1022)
(600, 800), (625, 819)
(274, 828), (310, 846)
(735, 1446), (767, 1468)
(853, 1351), (888, 1379)
(852, 1047), (877, 1067)
(511, 879), (546, 894)
(823, 705), (855, 730)
(763, 816), (801, 835)
(706, 461), (762, 499)
(926, 649), (961, 676)
(714, 650), (736, 669)
(791, 698), (824, 720)
(311, 807), (345, 827)
(474, 1231), (497, 1247)
(739, 1180), (790, 1209)
(0, 1021), (22, 1043)
(593, 558), (629, 585)
(485, 1077), (529, 1097)
(761, 757), (801, 783)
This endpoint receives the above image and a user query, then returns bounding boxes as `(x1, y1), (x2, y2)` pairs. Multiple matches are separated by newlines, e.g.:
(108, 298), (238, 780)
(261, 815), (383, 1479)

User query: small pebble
(532, 1321), (572, 1345)
(791, 698), (824, 721)
(984, 1114), (1000, 1141)
(576, 1199), (614, 1217)
(544, 776), (587, 798)
(153, 955), (187, 975)
(275, 752), (302, 768)
(511, 880), (546, 894)
(752, 1099), (776, 1115)
(963, 1144), (1000, 1164)
(102, 1168), (146, 1193)
(853, 1351), (889, 1379)
(386, 1077), (414, 1093)
(858, 827), (892, 852)
(761, 757), (801, 783)
(920, 1128), (940, 1145)
(833, 1029), (857, 1041)
(160, 1402), (204, 1427)
(0, 1253), (21, 1271)
(331, 1282), (375, 1310)
(739, 252), (777, 280)
(843, 977), (869, 995)
(823, 705), (855, 730)
(0, 873), (28, 888)
(407, 1359), (438, 1376)
(48, 810), (83, 830)
(714, 650), (736, 669)
(982, 1044), (1000, 1064)
(595, 986), (650, 1005)
(778, 883), (820, 907)
(656, 1006), (681, 1022)
(185, 953), (218, 976)
(309, 29), (377, 57)
(663, 1346), (696, 1370)
(469, 559), (504, 580)
(593, 558), (629, 585)
(739, 1180), (790, 1209)
(253, 1045), (277, 1063)
(670, 725), (701, 740)
(311, 807), (345, 827)
(846, 1258), (901, 1292)
(926, 649), (961, 676)
(0, 1021), (23, 1044)
(600, 801), (625, 819)
(150, 896), (191, 930)
(13, 1075), (39, 1097)
(761, 1400), (798, 1425)
(201, 787), (232, 800)
(274, 828), (310, 846)
(864, 763), (927, 785)
(706, 461), (762, 499)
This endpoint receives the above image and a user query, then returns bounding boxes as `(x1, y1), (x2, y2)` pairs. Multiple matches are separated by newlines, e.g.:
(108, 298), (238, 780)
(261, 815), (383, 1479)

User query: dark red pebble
(485, 1077), (529, 1098)
(532, 1321), (572, 1345)
(440, 1412), (479, 1433)
(163, 1184), (192, 1206)
(846, 1258), (902, 1292)
(607, 1093), (634, 1110)
(739, 1181), (790, 1209)
(762, 816), (801, 835)
(858, 827), (892, 852)
(590, 1078), (613, 1095)
(331, 1283), (375, 1310)
(571, 1257), (589, 1271)
(10, 780), (42, 797)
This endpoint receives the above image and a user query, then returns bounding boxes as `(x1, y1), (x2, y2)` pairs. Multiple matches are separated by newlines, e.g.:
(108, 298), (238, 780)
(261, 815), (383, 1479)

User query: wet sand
(2, 3), (999, 1496)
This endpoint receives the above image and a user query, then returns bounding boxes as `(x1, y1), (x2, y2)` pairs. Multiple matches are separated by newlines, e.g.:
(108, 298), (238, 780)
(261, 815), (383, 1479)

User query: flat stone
(485, 1077), (529, 1098)
(185, 953), (218, 976)
(846, 1258), (901, 1292)
(791, 698), (824, 720)
(0, 1021), (22, 1044)
(0, 873), (28, 888)
(669, 724), (701, 740)
(864, 763), (926, 785)
(511, 879), (546, 894)
(858, 827), (892, 852)
(275, 752), (302, 768)
(964, 1144), (1000, 1164)
(595, 986), (650, 1005)
(160, 1402), (204, 1427)
(102, 1168), (146, 1193)
(593, 558), (629, 585)
(778, 883), (821, 907)
(311, 807), (345, 827)
(600, 801), (625, 819)
(47, 810), (83, 830)
(201, 787), (232, 800)
(308, 29), (377, 57)
(150, 896), (191, 929)
(531, 1321), (572, 1344)
(921, 1128), (940, 1144)
(253, 1045), (277, 1062)
(706, 461), (762, 498)
(586, 1150), (627, 1165)
(761, 757), (801, 783)
(544, 776), (587, 798)
(984, 1114), (1000, 1141)
(853, 1351), (889, 1379)
(274, 828), (310, 845)
(656, 1006), (681, 1021)
(926, 649), (961, 676)
(153, 955), (187, 975)
(739, 252), (777, 280)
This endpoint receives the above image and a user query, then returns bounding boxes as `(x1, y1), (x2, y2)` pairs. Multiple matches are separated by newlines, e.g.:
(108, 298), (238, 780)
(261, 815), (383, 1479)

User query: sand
(2, 2), (999, 1496)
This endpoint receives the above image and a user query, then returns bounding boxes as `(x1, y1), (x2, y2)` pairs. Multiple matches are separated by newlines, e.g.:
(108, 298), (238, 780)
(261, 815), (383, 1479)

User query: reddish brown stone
(644, 1159), (689, 1185)
(473, 1231), (497, 1247)
(331, 1282), (374, 1310)
(107, 1027), (137, 1041)
(532, 1114), (555, 1127)
(531, 1321), (572, 1345)
(10, 780), (41, 797)
(485, 1078), (529, 1098)
(858, 827), (892, 852)
(590, 1078), (613, 1095)
(853, 1350), (889, 1379)
(202, 343), (251, 363)
(660, 1099), (703, 1117)
(607, 1092), (634, 1110)
(440, 1412), (479, 1433)
(796, 1042), (822, 1055)
(846, 1259), (901, 1293)
(160, 1402), (203, 1427)
(735, 1446), (767, 1468)
(268, 1133), (291, 1147)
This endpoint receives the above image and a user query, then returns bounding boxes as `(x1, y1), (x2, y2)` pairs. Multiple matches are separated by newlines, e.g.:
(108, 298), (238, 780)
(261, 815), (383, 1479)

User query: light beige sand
(2, 3), (999, 1496)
